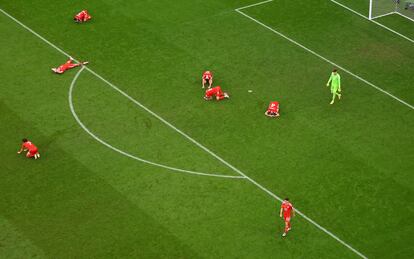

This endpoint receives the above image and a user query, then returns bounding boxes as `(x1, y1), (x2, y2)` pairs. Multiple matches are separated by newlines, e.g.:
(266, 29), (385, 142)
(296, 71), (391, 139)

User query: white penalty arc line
(69, 67), (244, 179)
(1, 6), (367, 258)
(235, 5), (414, 111)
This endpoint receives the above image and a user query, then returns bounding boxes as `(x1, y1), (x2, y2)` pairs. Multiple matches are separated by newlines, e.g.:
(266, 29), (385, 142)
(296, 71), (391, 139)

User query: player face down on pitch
(326, 69), (342, 105)
(51, 57), (88, 74)
(204, 86), (229, 101)
(280, 198), (295, 237)
(265, 101), (280, 117)
(17, 138), (40, 159)
(202, 71), (213, 89)
(74, 10), (92, 23)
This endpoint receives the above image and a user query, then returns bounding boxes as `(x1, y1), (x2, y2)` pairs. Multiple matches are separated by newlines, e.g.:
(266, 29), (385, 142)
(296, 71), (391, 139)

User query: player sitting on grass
(326, 68), (341, 105)
(74, 10), (92, 23)
(265, 101), (280, 117)
(204, 86), (229, 101)
(202, 71), (213, 88)
(17, 138), (40, 159)
(52, 57), (88, 74)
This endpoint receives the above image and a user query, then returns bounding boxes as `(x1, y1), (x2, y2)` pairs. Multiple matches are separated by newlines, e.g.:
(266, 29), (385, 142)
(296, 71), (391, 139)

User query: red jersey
(23, 141), (37, 151)
(75, 10), (91, 21)
(57, 63), (71, 73)
(281, 201), (293, 218)
(202, 71), (213, 80)
(268, 101), (279, 113)
(205, 86), (222, 97)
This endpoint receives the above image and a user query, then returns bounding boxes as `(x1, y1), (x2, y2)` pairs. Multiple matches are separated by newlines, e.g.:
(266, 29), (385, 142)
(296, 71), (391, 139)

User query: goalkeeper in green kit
(326, 68), (341, 104)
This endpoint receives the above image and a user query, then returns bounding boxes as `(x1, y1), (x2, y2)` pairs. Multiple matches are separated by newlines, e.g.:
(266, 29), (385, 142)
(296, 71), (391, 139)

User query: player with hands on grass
(202, 71), (213, 88)
(17, 138), (40, 159)
(204, 86), (229, 101)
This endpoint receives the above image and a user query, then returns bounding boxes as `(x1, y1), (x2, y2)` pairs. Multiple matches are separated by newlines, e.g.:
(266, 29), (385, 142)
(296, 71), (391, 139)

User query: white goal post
(369, 0), (414, 21)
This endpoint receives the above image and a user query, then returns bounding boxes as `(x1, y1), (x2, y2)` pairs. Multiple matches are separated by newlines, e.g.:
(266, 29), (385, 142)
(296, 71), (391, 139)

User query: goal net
(369, 0), (414, 21)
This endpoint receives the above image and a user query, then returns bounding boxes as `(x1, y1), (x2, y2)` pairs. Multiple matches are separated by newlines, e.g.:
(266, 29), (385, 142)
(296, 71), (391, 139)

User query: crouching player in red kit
(280, 198), (295, 237)
(74, 10), (92, 23)
(204, 86), (229, 101)
(265, 101), (280, 117)
(52, 57), (88, 74)
(17, 139), (40, 159)
(202, 71), (213, 88)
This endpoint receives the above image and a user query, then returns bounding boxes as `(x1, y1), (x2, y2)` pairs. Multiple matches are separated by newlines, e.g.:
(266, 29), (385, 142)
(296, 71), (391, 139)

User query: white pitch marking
(330, 0), (414, 44)
(68, 67), (245, 179)
(394, 11), (414, 22)
(370, 11), (396, 20)
(1, 5), (368, 258)
(235, 0), (274, 11)
(235, 7), (414, 110)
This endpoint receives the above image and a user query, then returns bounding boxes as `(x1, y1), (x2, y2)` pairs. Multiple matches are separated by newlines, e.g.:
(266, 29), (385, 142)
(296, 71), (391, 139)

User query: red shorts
(284, 215), (291, 222)
(26, 148), (38, 158)
(267, 108), (278, 113)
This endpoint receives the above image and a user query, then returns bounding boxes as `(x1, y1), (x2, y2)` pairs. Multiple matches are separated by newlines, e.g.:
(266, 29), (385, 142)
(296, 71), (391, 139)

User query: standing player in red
(280, 198), (295, 237)
(17, 138), (40, 159)
(74, 10), (92, 23)
(204, 86), (229, 101)
(202, 71), (213, 88)
(265, 101), (280, 117)
(51, 57), (88, 74)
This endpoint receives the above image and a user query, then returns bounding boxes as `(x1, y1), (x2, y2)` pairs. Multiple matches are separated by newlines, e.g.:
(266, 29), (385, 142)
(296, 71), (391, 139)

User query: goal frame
(369, 0), (414, 21)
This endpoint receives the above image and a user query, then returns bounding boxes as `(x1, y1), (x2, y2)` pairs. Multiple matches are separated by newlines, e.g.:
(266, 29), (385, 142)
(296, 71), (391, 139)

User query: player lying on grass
(74, 10), (92, 23)
(265, 101), (280, 117)
(204, 86), (229, 101)
(202, 71), (213, 88)
(51, 57), (88, 74)
(17, 138), (40, 159)
(280, 198), (295, 237)
(326, 68), (341, 105)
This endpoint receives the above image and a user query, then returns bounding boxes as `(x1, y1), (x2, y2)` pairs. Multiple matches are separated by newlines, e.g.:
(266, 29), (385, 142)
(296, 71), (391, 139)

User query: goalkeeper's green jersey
(327, 72), (341, 89)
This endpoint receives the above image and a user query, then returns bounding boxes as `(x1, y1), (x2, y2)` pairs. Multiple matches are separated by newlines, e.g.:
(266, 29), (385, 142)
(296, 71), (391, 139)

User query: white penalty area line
(1, 6), (367, 258)
(68, 67), (244, 179)
(235, 2), (414, 111)
(330, 0), (414, 44)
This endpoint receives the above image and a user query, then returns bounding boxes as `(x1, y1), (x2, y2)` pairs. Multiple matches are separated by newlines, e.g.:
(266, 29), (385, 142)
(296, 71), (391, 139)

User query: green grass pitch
(0, 0), (413, 258)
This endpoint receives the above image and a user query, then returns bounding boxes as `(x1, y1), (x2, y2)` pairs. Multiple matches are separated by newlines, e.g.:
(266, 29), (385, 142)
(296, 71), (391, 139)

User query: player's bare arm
(17, 145), (24, 154)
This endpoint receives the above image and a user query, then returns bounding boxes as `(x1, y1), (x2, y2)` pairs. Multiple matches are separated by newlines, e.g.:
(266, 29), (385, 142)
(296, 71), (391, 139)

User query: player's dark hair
(333, 68), (337, 72)
(22, 138), (28, 142)
(284, 198), (289, 201)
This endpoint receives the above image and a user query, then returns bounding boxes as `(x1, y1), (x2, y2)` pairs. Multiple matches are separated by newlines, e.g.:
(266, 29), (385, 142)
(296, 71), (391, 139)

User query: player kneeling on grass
(204, 86), (229, 101)
(280, 198), (295, 237)
(202, 71), (213, 88)
(74, 10), (92, 23)
(52, 57), (88, 74)
(17, 138), (40, 159)
(265, 101), (280, 118)
(326, 68), (341, 105)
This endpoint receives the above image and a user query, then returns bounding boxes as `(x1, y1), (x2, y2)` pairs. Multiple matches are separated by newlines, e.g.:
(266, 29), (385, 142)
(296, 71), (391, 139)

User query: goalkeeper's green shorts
(331, 86), (339, 94)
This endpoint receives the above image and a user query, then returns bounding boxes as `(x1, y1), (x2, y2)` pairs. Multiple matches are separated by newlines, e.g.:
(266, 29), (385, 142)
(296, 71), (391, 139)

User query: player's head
(284, 197), (289, 201)
(22, 138), (28, 143)
(332, 68), (337, 74)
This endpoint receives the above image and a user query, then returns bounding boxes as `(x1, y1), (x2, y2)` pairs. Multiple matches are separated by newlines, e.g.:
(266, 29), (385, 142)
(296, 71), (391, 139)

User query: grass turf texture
(0, 0), (413, 258)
